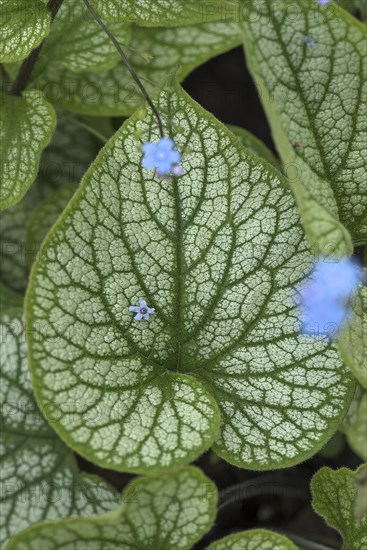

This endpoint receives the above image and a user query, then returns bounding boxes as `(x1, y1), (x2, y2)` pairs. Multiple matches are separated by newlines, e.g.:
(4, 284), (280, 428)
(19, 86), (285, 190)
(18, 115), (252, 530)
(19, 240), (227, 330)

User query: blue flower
(142, 138), (181, 175)
(318, 0), (331, 5)
(129, 298), (155, 321)
(301, 35), (315, 47)
(298, 258), (362, 339)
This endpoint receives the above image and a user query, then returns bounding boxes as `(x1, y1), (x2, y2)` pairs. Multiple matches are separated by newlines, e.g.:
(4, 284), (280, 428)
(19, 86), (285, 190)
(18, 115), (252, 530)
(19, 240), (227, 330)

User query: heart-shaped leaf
(90, 0), (228, 26)
(26, 84), (353, 474)
(311, 464), (367, 550)
(340, 384), (367, 460)
(240, 0), (367, 250)
(0, 308), (119, 547)
(0, 0), (50, 62)
(6, 466), (217, 550)
(38, 2), (131, 73)
(8, 21), (241, 116)
(0, 90), (56, 211)
(208, 529), (297, 550)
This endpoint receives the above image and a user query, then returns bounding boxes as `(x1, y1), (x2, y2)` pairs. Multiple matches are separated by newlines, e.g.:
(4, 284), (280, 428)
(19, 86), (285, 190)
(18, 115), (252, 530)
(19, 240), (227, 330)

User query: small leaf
(240, 1), (367, 250)
(208, 529), (297, 550)
(0, 202), (31, 292)
(91, 0), (229, 26)
(227, 124), (278, 167)
(0, 0), (50, 62)
(0, 90), (56, 211)
(0, 308), (119, 547)
(39, 3), (131, 73)
(26, 84), (354, 473)
(26, 183), (77, 266)
(9, 21), (241, 116)
(338, 285), (367, 387)
(312, 464), (367, 549)
(6, 466), (217, 550)
(340, 384), (367, 460)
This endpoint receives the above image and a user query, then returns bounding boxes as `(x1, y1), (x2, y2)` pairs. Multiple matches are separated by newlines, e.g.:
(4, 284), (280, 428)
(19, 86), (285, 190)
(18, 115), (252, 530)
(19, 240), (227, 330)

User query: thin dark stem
(82, 0), (164, 137)
(10, 0), (65, 96)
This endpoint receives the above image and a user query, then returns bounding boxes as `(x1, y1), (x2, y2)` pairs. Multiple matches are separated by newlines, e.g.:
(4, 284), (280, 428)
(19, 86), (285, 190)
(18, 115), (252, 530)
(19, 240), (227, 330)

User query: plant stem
(10, 0), (65, 96)
(82, 0), (164, 138)
(277, 530), (339, 550)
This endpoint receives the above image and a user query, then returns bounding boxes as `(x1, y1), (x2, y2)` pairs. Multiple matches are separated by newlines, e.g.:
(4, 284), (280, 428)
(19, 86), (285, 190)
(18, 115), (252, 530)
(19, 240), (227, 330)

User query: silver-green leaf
(240, 0), (367, 250)
(0, 308), (119, 547)
(312, 464), (367, 550)
(207, 529), (297, 550)
(340, 384), (367, 460)
(90, 0), (228, 26)
(338, 285), (367, 388)
(0, 90), (56, 211)
(6, 466), (217, 550)
(11, 21), (241, 116)
(0, 0), (50, 62)
(38, 2), (131, 73)
(26, 84), (353, 474)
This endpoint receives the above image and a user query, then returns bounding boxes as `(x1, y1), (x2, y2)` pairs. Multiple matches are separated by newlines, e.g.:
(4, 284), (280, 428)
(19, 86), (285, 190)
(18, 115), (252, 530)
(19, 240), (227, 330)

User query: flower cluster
(298, 258), (362, 338)
(142, 137), (182, 177)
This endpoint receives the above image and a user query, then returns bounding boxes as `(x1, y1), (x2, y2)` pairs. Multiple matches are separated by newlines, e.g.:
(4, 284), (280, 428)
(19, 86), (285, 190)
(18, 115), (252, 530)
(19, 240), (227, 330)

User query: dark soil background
(78, 46), (364, 550)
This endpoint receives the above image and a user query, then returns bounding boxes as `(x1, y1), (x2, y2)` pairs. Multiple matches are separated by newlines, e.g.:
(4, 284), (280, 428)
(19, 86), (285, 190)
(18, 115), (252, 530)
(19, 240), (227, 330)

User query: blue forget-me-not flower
(142, 138), (181, 176)
(129, 298), (155, 321)
(298, 258), (362, 338)
(301, 35), (315, 47)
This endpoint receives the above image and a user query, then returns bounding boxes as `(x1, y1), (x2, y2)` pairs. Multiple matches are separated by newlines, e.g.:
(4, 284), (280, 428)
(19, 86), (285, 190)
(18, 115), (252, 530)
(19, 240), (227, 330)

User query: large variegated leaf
(338, 285), (367, 387)
(312, 464), (367, 550)
(6, 466), (217, 550)
(26, 84), (353, 474)
(10, 21), (241, 116)
(0, 0), (50, 62)
(91, 0), (231, 26)
(240, 0), (367, 251)
(340, 384), (367, 460)
(208, 530), (297, 550)
(38, 2), (131, 73)
(0, 308), (119, 547)
(0, 90), (56, 211)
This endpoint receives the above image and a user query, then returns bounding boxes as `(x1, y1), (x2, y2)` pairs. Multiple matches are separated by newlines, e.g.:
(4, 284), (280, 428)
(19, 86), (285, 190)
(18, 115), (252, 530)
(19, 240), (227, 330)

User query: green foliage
(26, 84), (353, 474)
(338, 285), (367, 387)
(208, 529), (297, 550)
(37, 2), (131, 73)
(0, 91), (56, 211)
(312, 464), (367, 550)
(240, 0), (367, 252)
(227, 125), (278, 167)
(0, 0), (50, 62)
(25, 183), (77, 266)
(90, 0), (230, 26)
(0, 308), (119, 546)
(5, 21), (241, 116)
(0, 202), (31, 292)
(340, 384), (367, 460)
(6, 466), (217, 550)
